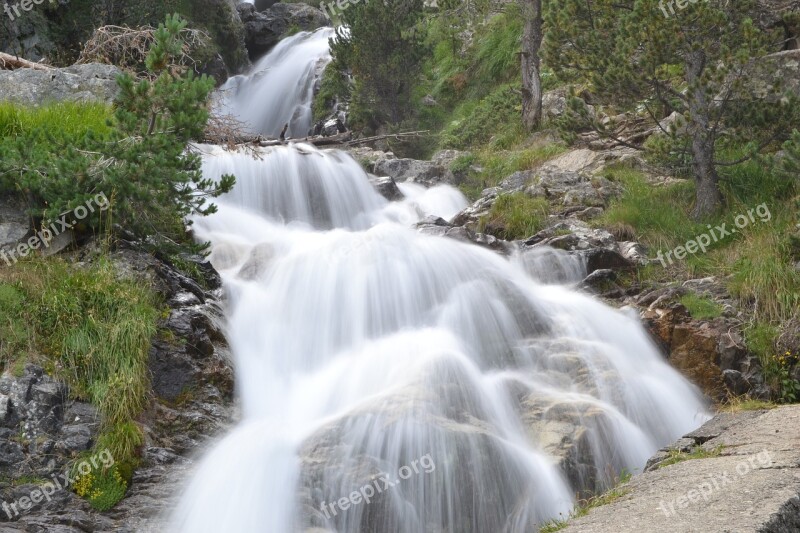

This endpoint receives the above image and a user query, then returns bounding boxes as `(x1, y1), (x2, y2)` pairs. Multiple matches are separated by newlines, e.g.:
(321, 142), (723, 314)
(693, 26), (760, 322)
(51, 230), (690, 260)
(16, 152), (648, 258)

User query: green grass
(596, 165), (706, 252)
(656, 445), (724, 469)
(0, 101), (112, 140)
(0, 256), (159, 507)
(479, 193), (550, 240)
(680, 293), (723, 320)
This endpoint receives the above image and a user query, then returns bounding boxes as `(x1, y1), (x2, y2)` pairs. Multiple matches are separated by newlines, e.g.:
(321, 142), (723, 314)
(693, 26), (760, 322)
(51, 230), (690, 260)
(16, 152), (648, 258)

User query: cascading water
(170, 29), (710, 533)
(214, 28), (336, 138)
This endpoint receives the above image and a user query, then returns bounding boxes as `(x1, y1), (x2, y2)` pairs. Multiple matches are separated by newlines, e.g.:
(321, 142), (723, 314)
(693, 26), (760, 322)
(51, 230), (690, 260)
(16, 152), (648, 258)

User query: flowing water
(169, 30), (710, 533)
(214, 28), (336, 138)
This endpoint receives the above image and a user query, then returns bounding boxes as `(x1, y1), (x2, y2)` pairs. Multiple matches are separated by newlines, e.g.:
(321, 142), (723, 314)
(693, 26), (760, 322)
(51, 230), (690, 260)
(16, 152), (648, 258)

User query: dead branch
(0, 52), (52, 71)
(345, 130), (430, 146)
(77, 24), (211, 76)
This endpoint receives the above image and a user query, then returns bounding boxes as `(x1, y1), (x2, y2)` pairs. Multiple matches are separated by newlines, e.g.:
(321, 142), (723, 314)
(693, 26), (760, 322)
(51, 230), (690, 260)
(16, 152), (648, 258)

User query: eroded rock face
(238, 2), (331, 60)
(636, 279), (769, 401)
(0, 64), (122, 106)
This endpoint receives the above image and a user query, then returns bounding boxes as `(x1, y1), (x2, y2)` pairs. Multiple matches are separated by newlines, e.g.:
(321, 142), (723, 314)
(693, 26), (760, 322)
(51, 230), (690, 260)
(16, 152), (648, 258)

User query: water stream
(169, 30), (710, 533)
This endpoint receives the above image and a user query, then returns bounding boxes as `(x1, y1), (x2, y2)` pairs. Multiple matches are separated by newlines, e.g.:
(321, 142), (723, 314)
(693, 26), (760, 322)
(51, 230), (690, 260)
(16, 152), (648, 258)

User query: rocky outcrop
(238, 2), (331, 60)
(558, 405), (800, 533)
(0, 244), (234, 531)
(0, 64), (121, 105)
(635, 279), (770, 401)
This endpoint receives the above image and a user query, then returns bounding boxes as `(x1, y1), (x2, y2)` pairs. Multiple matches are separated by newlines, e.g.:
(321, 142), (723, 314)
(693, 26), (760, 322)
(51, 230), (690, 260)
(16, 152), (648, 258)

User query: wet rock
(373, 157), (452, 187)
(368, 176), (404, 202)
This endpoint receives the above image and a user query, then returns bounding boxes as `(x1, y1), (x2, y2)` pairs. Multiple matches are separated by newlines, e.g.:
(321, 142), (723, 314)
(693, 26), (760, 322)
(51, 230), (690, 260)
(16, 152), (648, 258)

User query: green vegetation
(480, 193), (549, 241)
(656, 445), (724, 469)
(680, 293), (723, 320)
(0, 257), (159, 508)
(538, 470), (633, 532)
(73, 458), (130, 511)
(329, 0), (426, 128)
(0, 15), (234, 255)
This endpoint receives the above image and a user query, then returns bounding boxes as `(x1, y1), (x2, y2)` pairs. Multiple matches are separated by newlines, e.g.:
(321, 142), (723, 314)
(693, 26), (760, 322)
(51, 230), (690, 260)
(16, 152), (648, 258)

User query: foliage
(440, 84), (523, 149)
(479, 193), (549, 240)
(329, 0), (426, 127)
(0, 14), (234, 254)
(543, 0), (795, 218)
(73, 460), (129, 511)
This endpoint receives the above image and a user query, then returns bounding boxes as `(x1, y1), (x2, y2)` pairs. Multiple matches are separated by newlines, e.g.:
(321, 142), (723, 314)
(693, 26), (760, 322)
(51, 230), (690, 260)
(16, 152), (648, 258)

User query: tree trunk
(521, 0), (543, 132)
(685, 49), (723, 219)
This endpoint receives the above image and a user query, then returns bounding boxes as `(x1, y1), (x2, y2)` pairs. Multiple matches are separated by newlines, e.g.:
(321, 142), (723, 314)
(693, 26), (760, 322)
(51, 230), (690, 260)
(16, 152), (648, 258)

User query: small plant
(773, 350), (800, 404)
(73, 462), (128, 511)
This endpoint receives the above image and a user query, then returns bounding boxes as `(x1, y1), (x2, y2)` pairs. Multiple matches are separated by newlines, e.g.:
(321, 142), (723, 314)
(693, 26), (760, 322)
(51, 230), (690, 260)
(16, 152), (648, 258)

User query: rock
(368, 176), (404, 202)
(542, 88), (567, 119)
(526, 220), (617, 252)
(416, 219), (514, 255)
(373, 157), (451, 187)
(0, 195), (29, 253)
(254, 0), (280, 10)
(558, 406), (800, 533)
(580, 269), (621, 296)
(0, 64), (122, 106)
(238, 3), (331, 60)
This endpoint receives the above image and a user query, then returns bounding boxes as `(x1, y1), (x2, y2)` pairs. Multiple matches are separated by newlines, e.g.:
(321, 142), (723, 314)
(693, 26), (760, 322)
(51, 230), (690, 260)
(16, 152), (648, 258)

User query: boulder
(0, 196), (29, 254)
(373, 157), (451, 187)
(368, 176), (404, 202)
(0, 64), (122, 106)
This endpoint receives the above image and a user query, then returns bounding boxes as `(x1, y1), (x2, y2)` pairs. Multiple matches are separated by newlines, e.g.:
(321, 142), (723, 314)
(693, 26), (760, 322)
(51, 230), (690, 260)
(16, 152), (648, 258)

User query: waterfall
(169, 30), (710, 533)
(214, 28), (335, 138)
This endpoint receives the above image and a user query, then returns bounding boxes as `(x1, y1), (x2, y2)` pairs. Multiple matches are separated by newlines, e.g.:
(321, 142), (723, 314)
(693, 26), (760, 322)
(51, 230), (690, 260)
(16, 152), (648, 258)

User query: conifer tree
(329, 0), (426, 126)
(543, 0), (791, 219)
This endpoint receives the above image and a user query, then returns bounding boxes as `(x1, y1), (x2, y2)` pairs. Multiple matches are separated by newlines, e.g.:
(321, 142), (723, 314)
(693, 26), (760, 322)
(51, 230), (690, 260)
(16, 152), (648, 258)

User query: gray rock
(368, 176), (404, 202)
(238, 2), (331, 60)
(0, 64), (122, 106)
(0, 195), (29, 253)
(373, 157), (451, 187)
(558, 406), (800, 533)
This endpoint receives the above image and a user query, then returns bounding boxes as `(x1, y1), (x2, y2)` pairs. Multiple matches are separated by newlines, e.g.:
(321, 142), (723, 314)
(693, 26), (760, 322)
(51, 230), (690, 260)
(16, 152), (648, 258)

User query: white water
(169, 31), (710, 533)
(214, 28), (335, 138)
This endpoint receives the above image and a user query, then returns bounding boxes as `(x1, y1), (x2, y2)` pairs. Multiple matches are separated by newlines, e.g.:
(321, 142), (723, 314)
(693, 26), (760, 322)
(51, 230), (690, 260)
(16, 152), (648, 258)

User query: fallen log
(0, 52), (52, 71)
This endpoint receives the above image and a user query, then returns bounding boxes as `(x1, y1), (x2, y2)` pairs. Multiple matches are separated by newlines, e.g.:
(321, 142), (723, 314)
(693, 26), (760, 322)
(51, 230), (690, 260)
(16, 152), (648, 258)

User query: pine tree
(543, 0), (792, 219)
(0, 14), (234, 251)
(329, 0), (426, 127)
